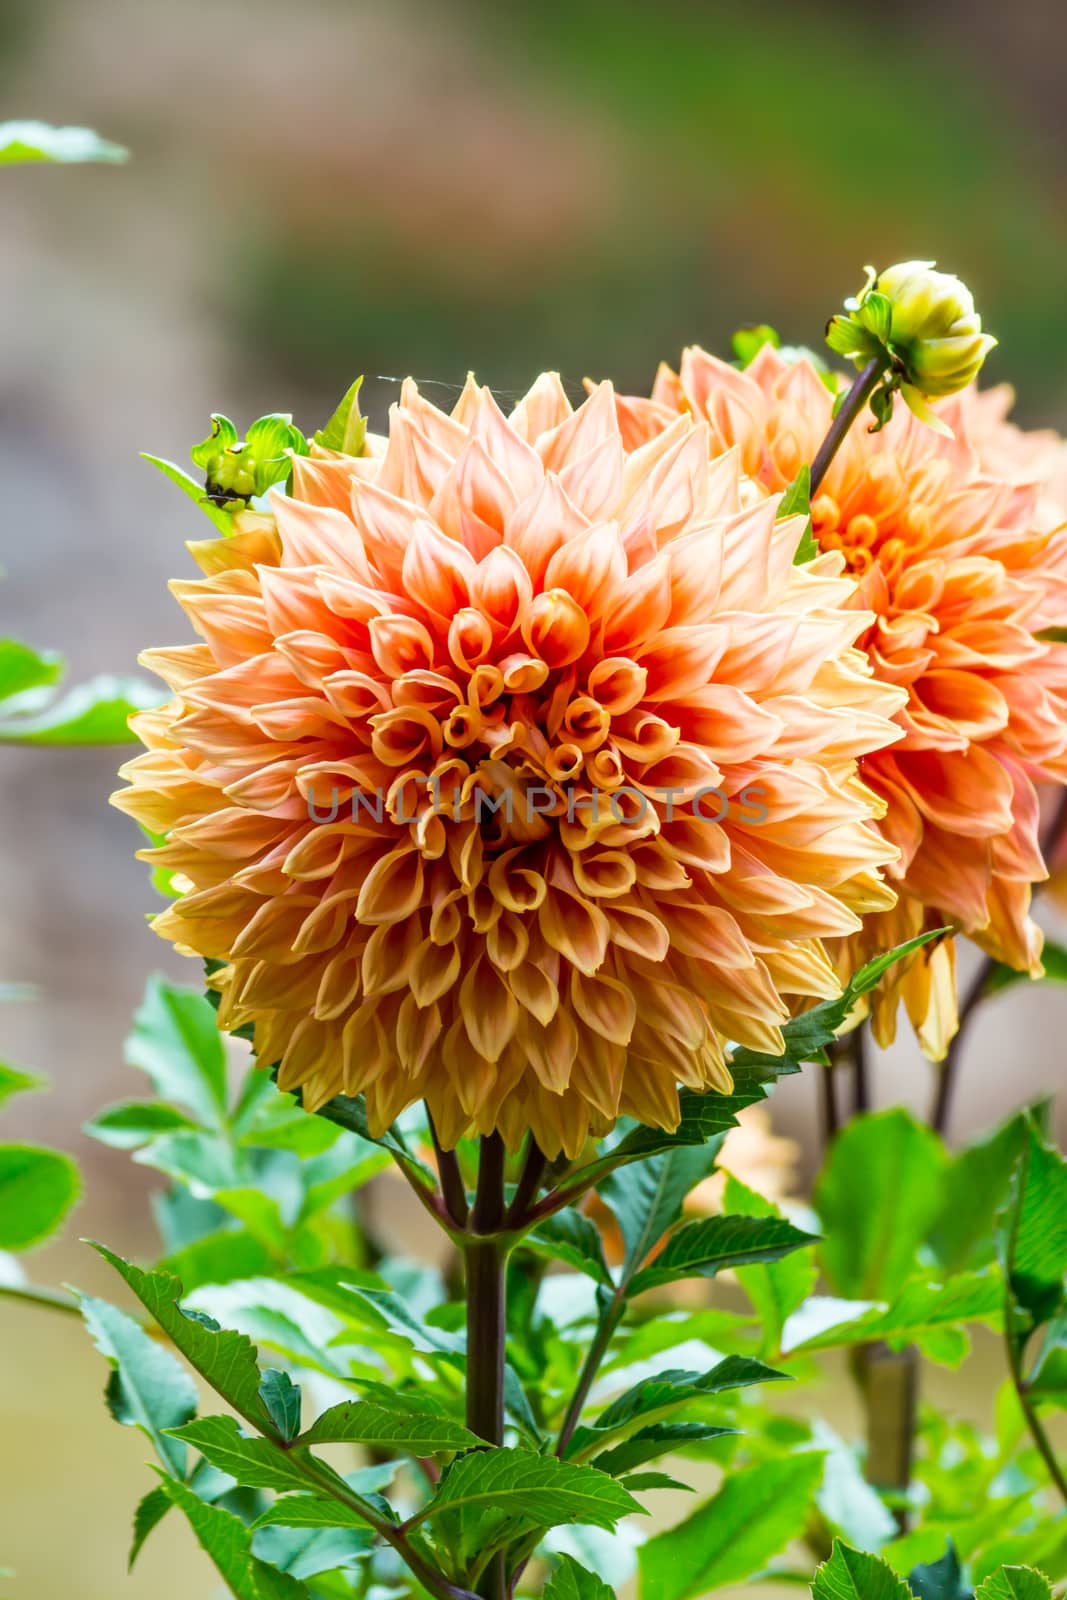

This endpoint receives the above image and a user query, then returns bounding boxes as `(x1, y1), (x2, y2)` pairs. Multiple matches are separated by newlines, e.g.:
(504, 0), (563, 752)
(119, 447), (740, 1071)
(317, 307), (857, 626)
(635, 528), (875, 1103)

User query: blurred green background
(2, 0), (1067, 1594)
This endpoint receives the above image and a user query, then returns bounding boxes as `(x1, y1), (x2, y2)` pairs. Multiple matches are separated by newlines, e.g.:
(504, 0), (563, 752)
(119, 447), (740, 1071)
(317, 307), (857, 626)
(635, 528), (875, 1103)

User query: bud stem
(810, 357), (884, 494)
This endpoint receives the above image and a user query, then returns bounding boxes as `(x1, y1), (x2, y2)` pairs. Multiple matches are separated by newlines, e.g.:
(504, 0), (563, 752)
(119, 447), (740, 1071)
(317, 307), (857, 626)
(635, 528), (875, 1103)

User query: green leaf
(253, 1497), (374, 1531)
(784, 1272), (1002, 1360)
(141, 453), (234, 534)
(591, 1422), (731, 1477)
(300, 1399), (480, 1455)
(545, 1552), (618, 1600)
(811, 1540), (912, 1599)
(638, 1452), (824, 1600)
(0, 120), (128, 164)
(126, 977), (228, 1128)
(628, 1214), (817, 1296)
(85, 1100), (199, 1148)
(0, 1060), (44, 1108)
(129, 1485), (173, 1570)
(78, 1292), (198, 1476)
(314, 378), (367, 455)
(282, 1085), (436, 1192)
(422, 1448), (641, 1566)
(260, 1370), (302, 1442)
(997, 1120), (1067, 1328)
(527, 1208), (613, 1285)
(252, 1524), (374, 1581)
(166, 1415), (311, 1492)
(568, 1355), (784, 1459)
(985, 942), (1067, 995)
(929, 1114), (1029, 1274)
(815, 1108), (945, 1301)
(779, 465), (817, 563)
(599, 1138), (727, 1273)
(154, 1472), (309, 1600)
(91, 1244), (278, 1434)
(908, 1543), (968, 1600)
(732, 325), (780, 366)
(724, 1174), (817, 1356)
(975, 1570), (1053, 1600)
(0, 639), (62, 701)
(1035, 627), (1067, 644)
(0, 672), (158, 744)
(0, 1142), (80, 1249)
(1027, 1313), (1067, 1404)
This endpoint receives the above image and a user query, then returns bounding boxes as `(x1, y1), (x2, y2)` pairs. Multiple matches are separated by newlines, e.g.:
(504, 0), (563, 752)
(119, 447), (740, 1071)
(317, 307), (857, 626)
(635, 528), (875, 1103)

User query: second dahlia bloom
(113, 375), (904, 1156)
(626, 345), (1067, 1055)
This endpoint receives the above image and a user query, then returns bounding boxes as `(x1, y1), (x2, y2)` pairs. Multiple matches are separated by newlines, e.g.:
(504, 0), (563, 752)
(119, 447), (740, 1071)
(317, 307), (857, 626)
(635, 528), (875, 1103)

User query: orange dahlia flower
(113, 374), (904, 1156)
(624, 346), (1067, 1056)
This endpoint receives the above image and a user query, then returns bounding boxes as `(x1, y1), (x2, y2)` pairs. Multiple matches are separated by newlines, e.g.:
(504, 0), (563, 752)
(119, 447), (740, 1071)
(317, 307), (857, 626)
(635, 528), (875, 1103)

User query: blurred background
(2, 0), (1066, 1593)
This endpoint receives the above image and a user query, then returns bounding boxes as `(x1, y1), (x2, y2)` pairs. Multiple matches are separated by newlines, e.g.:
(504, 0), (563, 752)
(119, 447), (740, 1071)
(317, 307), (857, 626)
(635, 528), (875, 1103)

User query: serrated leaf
(300, 1399), (479, 1454)
(0, 673), (158, 744)
(811, 1540), (912, 1599)
(591, 1421), (729, 1476)
(599, 1138), (727, 1277)
(280, 1084), (436, 1192)
(544, 1552), (617, 1600)
(784, 1273), (1002, 1360)
(0, 120), (128, 164)
(724, 1174), (817, 1356)
(0, 1142), (79, 1249)
(975, 1570), (1052, 1600)
(815, 1108), (945, 1301)
(126, 977), (228, 1128)
(129, 1485), (173, 1570)
(78, 1292), (198, 1475)
(628, 1214), (817, 1296)
(260, 1370), (302, 1441)
(155, 1472), (308, 1599)
(422, 1448), (641, 1567)
(85, 1100), (199, 1148)
(638, 1451), (824, 1600)
(0, 639), (62, 701)
(166, 1414), (311, 1492)
(0, 1061), (43, 1108)
(568, 1355), (782, 1459)
(92, 1244), (278, 1434)
(527, 1208), (613, 1285)
(253, 1497), (376, 1531)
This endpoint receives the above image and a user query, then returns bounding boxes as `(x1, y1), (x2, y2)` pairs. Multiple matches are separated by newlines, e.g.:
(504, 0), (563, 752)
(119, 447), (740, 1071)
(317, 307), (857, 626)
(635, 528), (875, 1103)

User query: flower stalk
(809, 357), (883, 494)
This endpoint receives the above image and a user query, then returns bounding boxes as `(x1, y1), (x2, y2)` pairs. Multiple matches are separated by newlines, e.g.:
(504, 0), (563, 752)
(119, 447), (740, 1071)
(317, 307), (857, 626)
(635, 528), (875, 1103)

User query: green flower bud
(826, 260), (996, 404)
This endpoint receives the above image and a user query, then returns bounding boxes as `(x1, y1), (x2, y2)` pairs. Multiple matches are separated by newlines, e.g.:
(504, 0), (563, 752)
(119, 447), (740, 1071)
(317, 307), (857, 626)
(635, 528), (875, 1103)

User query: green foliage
(314, 377), (368, 454)
(732, 324), (780, 365)
(154, 1472), (309, 1599)
(725, 1173), (817, 1357)
(544, 1553), (617, 1600)
(810, 1540), (911, 1599)
(419, 1448), (641, 1576)
(779, 464), (817, 563)
(638, 1453), (825, 1599)
(92, 1244), (281, 1434)
(0, 120), (127, 163)
(0, 1060), (43, 1108)
(815, 1108), (945, 1301)
(626, 1213), (817, 1296)
(974, 1571), (1052, 1599)
(78, 1292), (198, 1477)
(997, 1119), (1067, 1330)
(299, 1399), (480, 1454)
(0, 1142), (79, 1250)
